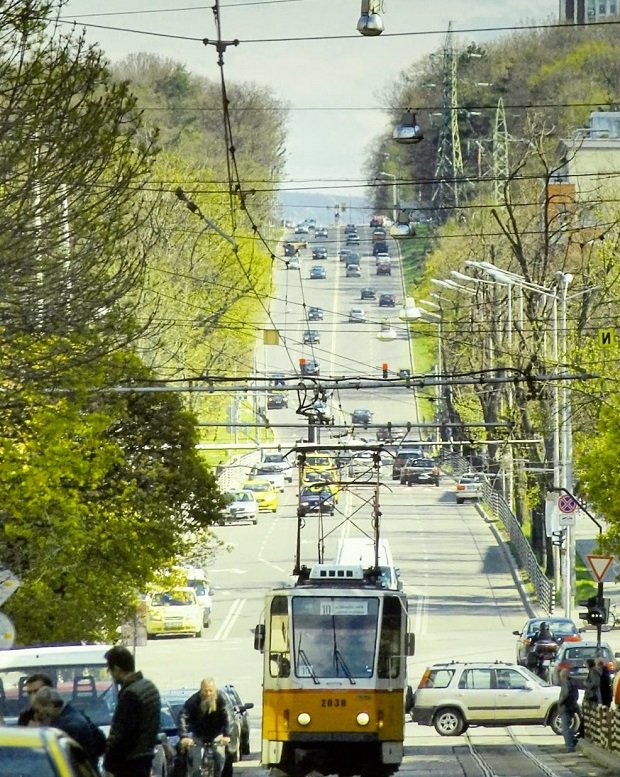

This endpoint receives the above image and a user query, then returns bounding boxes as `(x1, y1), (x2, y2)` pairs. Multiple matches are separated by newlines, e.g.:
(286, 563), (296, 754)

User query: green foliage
(1, 344), (226, 644)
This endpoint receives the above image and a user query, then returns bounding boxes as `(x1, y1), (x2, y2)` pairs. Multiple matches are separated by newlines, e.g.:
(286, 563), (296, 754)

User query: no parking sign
(558, 493), (578, 527)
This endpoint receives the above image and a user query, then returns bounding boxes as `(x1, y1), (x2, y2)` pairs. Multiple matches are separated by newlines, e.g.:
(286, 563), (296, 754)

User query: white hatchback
(455, 472), (488, 504)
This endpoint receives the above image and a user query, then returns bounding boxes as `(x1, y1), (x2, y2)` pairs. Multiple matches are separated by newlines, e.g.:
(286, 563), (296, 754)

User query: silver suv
(410, 661), (579, 737)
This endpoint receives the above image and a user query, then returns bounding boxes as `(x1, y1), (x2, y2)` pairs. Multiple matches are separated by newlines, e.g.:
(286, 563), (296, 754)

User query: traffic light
(578, 596), (607, 626)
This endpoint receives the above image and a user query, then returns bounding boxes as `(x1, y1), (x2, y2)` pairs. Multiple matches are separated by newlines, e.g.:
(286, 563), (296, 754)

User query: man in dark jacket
(17, 672), (53, 726)
(32, 686), (104, 770)
(104, 645), (161, 777)
(558, 668), (579, 752)
(179, 678), (234, 777)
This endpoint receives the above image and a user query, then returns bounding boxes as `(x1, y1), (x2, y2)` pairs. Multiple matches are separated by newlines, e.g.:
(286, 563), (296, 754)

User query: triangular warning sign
(586, 555), (614, 583)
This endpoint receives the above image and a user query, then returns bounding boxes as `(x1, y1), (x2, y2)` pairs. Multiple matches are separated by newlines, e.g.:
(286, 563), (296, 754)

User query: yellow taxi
(0, 726), (98, 776)
(242, 478), (279, 512)
(145, 587), (204, 639)
(305, 454), (334, 473)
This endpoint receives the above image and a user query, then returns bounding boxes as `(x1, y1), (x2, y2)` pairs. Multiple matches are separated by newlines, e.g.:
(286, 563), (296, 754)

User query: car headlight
(149, 612), (163, 621)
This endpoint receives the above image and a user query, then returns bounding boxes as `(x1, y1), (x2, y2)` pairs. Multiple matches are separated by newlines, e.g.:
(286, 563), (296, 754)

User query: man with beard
(179, 678), (234, 777)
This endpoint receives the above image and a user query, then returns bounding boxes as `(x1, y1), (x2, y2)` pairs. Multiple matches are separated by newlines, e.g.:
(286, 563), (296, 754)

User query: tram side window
(269, 596), (291, 678)
(378, 596), (402, 679)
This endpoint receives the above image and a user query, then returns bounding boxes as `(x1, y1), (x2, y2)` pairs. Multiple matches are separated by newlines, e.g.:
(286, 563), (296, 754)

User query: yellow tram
(254, 564), (414, 777)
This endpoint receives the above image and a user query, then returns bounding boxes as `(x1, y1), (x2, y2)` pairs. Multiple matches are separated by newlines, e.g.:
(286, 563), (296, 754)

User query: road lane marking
(213, 598), (246, 641)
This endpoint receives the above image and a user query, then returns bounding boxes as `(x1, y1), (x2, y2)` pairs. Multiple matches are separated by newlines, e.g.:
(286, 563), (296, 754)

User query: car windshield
(244, 482), (270, 492)
(527, 619), (576, 636)
(152, 591), (195, 606)
(230, 491), (252, 502)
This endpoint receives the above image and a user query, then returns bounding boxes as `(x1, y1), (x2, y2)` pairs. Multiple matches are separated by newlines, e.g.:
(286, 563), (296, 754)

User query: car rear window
(565, 646), (611, 661)
(420, 668), (454, 688)
(2, 748), (56, 777)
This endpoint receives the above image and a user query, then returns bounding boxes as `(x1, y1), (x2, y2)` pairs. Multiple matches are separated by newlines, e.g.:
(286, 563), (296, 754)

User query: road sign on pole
(557, 493), (578, 527)
(586, 555), (614, 583)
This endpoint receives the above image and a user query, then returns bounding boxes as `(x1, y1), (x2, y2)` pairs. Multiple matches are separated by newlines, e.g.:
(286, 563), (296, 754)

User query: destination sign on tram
(295, 597), (371, 616)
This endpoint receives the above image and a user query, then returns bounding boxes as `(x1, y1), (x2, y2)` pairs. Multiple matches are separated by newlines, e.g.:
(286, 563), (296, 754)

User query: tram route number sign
(319, 600), (369, 616)
(557, 493), (578, 527)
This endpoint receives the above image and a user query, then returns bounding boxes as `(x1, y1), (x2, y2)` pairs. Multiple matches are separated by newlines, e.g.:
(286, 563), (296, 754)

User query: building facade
(560, 0), (618, 23)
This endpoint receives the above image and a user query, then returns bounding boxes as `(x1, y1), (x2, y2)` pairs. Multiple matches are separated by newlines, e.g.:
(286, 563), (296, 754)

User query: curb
(577, 739), (620, 770)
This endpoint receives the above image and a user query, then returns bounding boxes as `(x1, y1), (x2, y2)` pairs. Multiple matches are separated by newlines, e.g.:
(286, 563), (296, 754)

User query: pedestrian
(557, 668), (579, 752)
(32, 686), (105, 771)
(596, 657), (613, 707)
(103, 645), (161, 777)
(584, 657), (602, 705)
(17, 673), (53, 726)
(178, 677), (234, 777)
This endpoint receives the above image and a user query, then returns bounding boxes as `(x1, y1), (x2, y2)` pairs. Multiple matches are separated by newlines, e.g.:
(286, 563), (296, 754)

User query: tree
(1, 349), (227, 644)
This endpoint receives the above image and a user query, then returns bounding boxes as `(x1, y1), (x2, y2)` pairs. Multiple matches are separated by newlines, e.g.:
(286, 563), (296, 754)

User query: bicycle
(182, 736), (226, 777)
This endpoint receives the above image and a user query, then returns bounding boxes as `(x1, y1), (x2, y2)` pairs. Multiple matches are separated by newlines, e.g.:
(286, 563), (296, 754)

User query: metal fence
(447, 454), (555, 615)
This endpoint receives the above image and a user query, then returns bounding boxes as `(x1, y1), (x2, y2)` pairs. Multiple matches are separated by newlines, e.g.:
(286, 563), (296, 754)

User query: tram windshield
(292, 596), (379, 680)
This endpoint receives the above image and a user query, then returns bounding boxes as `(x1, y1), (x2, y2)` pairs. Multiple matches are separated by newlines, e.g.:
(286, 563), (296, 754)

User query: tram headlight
(297, 712), (311, 726)
(356, 712), (370, 726)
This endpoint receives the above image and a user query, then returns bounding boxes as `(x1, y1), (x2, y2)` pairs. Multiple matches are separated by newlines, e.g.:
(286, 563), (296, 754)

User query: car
(550, 640), (620, 688)
(312, 245), (328, 260)
(455, 472), (488, 503)
(242, 479), (279, 512)
(376, 262), (391, 276)
(410, 660), (579, 737)
(298, 484), (335, 516)
(303, 329), (320, 344)
(310, 266), (326, 279)
(294, 224), (309, 234)
(303, 470), (339, 502)
(339, 248), (355, 262)
(369, 216), (384, 228)
(361, 287), (376, 300)
(161, 684), (254, 765)
(373, 241), (389, 256)
(252, 463), (286, 492)
(375, 253), (390, 266)
(222, 491), (259, 525)
(348, 307), (366, 322)
(0, 726), (99, 777)
(346, 264), (361, 278)
(372, 227), (387, 240)
(146, 588), (204, 639)
(344, 223), (357, 234)
(376, 426), (405, 442)
(181, 567), (213, 628)
(309, 399), (332, 420)
(513, 617), (583, 665)
(392, 445), (424, 479)
(316, 227), (328, 238)
(267, 393), (287, 409)
(351, 408), (373, 425)
(260, 452), (294, 482)
(346, 232), (360, 245)
(305, 453), (335, 473)
(379, 293), (396, 307)
(300, 359), (320, 376)
(308, 306), (323, 321)
(287, 258), (300, 270)
(400, 458), (440, 486)
(345, 251), (361, 266)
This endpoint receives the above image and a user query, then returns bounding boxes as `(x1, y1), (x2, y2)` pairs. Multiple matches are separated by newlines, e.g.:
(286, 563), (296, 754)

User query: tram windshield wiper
(334, 648), (356, 685)
(298, 648), (320, 684)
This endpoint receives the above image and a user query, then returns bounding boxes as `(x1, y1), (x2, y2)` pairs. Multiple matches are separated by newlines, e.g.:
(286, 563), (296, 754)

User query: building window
(599, 1), (607, 15)
(587, 0), (596, 18)
(610, 0), (617, 13)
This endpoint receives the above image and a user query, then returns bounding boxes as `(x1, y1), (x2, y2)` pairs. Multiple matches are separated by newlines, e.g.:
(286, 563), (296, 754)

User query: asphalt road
(133, 224), (613, 777)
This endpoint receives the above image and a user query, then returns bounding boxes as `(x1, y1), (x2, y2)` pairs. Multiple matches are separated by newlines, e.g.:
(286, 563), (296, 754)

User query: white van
(335, 538), (401, 590)
(182, 566), (213, 628)
(0, 644), (115, 726)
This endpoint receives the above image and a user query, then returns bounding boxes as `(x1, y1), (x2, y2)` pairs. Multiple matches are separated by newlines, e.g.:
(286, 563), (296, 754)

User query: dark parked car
(303, 329), (320, 345)
(298, 484), (335, 516)
(513, 617), (584, 666)
(550, 640), (619, 688)
(300, 359), (320, 376)
(308, 307), (323, 321)
(361, 288), (376, 300)
(379, 294), (396, 307)
(161, 685), (254, 766)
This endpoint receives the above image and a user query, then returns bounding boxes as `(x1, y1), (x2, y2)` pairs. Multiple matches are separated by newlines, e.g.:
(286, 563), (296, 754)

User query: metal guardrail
(446, 453), (555, 615)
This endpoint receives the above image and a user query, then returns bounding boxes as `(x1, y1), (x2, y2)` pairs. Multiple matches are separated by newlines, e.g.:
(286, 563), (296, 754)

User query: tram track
(461, 728), (567, 777)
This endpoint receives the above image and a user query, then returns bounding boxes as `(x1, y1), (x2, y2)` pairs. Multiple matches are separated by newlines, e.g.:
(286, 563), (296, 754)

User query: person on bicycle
(178, 677), (234, 777)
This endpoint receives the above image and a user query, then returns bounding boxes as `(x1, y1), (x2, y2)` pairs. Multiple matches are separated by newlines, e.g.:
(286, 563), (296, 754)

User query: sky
(62, 0), (559, 196)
